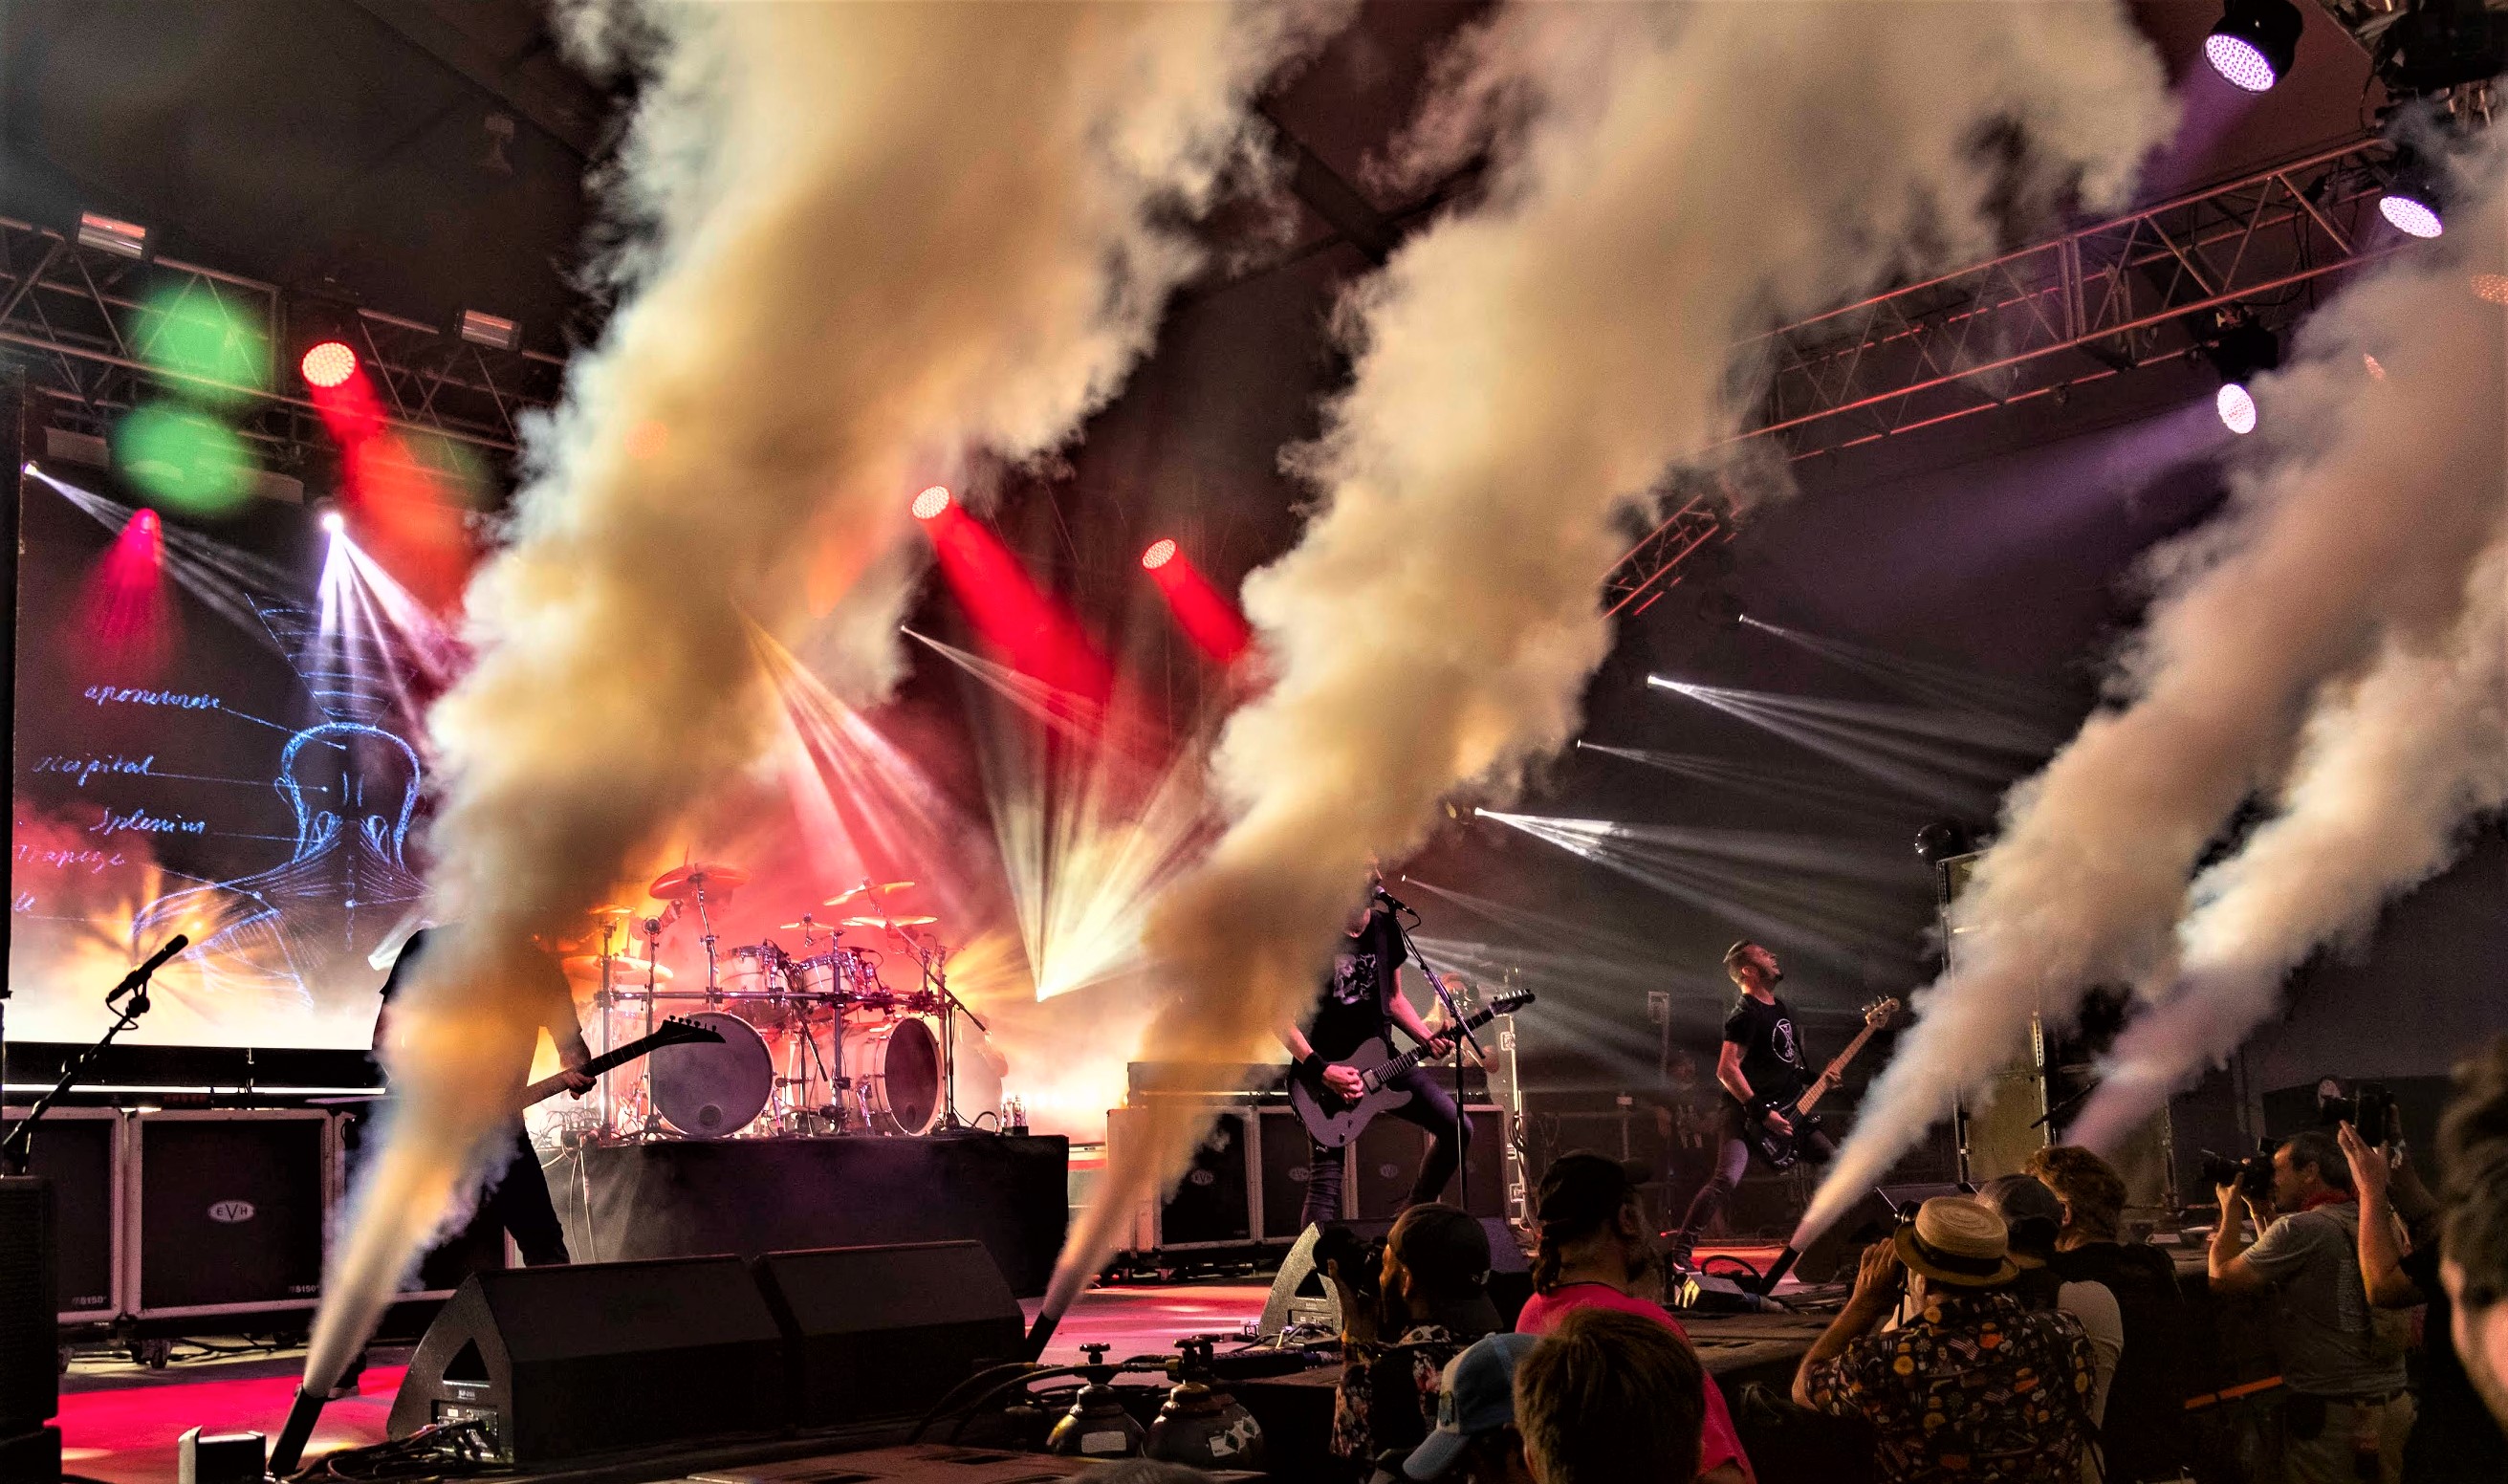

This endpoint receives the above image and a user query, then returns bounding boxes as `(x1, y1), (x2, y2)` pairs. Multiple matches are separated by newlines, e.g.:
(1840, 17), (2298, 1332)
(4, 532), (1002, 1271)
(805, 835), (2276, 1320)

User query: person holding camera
(2208, 1129), (2412, 1483)
(1327, 1203), (1507, 1470)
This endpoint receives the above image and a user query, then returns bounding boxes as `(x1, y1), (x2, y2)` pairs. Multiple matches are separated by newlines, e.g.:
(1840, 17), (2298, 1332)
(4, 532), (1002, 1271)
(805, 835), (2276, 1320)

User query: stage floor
(55, 1246), (1792, 1484)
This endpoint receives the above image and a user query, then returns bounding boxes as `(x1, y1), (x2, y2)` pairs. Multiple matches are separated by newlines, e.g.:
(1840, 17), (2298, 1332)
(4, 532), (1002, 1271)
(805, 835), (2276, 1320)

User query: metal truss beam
(0, 215), (565, 477)
(1603, 135), (2393, 606)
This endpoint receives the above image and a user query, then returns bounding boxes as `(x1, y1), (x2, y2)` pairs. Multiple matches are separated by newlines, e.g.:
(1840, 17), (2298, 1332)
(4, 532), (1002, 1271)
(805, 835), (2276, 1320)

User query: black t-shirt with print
(1723, 993), (1810, 1108)
(1307, 908), (1408, 1060)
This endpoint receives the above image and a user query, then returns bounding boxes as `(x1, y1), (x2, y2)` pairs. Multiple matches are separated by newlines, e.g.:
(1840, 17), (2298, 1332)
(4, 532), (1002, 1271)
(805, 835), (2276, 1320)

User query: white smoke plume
(1045, 2), (2173, 1317)
(1801, 135), (2508, 1245)
(305, 0), (1348, 1393)
(2066, 523), (2508, 1154)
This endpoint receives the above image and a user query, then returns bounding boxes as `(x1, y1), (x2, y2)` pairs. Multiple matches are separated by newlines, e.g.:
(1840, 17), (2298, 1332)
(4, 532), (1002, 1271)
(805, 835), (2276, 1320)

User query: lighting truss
(1745, 137), (2392, 460)
(1600, 135), (2391, 604)
(0, 214), (564, 469)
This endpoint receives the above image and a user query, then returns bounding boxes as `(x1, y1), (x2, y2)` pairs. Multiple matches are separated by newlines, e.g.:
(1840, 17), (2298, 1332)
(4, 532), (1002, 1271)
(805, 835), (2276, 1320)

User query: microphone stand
(1382, 899), (1478, 1214)
(2, 938), (180, 1172)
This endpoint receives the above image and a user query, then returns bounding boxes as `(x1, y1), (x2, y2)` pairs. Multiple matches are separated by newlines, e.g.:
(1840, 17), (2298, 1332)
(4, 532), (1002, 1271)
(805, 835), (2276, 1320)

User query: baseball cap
(1390, 1204), (1503, 1334)
(1403, 1331), (1540, 1479)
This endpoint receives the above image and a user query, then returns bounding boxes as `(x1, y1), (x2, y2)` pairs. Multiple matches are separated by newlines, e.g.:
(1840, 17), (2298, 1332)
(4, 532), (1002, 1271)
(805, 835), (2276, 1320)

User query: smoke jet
(1802, 134), (2508, 1246)
(1042, 1), (2170, 1319)
(2067, 524), (2508, 1153)
(304, 0), (1346, 1401)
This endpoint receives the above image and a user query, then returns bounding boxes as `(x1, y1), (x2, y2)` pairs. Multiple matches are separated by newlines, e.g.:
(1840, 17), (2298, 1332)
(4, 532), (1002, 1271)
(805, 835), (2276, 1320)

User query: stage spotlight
(299, 339), (359, 389)
(2204, 0), (2302, 92)
(1914, 820), (1974, 865)
(2378, 150), (2446, 240)
(2215, 383), (2258, 435)
(1141, 537), (1177, 572)
(2203, 312), (2279, 434)
(76, 209), (149, 259)
(912, 485), (952, 521)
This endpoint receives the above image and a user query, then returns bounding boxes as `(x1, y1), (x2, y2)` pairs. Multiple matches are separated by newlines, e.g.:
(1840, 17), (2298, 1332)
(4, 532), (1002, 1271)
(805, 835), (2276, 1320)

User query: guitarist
(372, 924), (594, 1267)
(1282, 891), (1460, 1231)
(1665, 939), (1835, 1273)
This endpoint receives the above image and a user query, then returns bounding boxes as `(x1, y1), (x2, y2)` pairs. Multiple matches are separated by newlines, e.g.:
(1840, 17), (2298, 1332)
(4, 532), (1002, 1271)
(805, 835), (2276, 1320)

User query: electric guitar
(1288, 991), (1537, 1148)
(1742, 995), (1899, 1169)
(513, 1015), (721, 1111)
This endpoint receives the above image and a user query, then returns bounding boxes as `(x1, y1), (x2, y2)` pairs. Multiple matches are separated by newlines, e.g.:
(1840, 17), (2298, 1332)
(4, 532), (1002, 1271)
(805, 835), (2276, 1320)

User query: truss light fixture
(299, 339), (359, 390)
(2204, 314), (2280, 435)
(1140, 537), (1177, 572)
(2205, 0), (2302, 92)
(912, 485), (952, 521)
(2378, 149), (2446, 240)
(455, 308), (522, 352)
(76, 210), (149, 259)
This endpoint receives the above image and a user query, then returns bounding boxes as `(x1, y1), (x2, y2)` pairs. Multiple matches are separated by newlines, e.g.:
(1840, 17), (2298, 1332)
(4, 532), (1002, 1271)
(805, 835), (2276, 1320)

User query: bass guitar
(1743, 995), (1899, 1169)
(513, 1015), (721, 1111)
(1289, 991), (1536, 1148)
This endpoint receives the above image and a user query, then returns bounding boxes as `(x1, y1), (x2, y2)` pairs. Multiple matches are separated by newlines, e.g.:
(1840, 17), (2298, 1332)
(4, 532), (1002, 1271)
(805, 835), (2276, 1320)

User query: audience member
(1979, 1173), (2124, 1479)
(1515, 1305), (1709, 1484)
(2435, 1037), (2508, 1439)
(1516, 1151), (1754, 1483)
(1330, 1203), (1506, 1465)
(2209, 1128), (2412, 1482)
(2025, 1145), (2196, 1484)
(1402, 1332), (1541, 1483)
(2338, 1118), (2505, 1483)
(1796, 1195), (2100, 1484)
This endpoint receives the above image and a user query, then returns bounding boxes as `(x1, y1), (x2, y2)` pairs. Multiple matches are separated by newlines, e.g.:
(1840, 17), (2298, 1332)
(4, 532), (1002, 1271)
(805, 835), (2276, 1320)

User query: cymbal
(649, 862), (751, 900)
(588, 904), (637, 917)
(778, 920), (840, 933)
(842, 914), (936, 928)
(825, 881), (917, 906)
(563, 954), (674, 984)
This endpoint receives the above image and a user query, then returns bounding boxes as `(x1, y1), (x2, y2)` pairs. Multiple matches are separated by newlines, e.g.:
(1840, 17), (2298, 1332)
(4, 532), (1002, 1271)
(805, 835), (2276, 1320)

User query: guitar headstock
(655, 1015), (726, 1047)
(1489, 990), (1537, 1015)
(1862, 996), (1902, 1029)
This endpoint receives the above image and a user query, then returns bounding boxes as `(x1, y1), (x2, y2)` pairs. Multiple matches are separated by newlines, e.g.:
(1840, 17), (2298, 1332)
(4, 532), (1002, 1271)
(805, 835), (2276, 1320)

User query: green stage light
(114, 403), (254, 513)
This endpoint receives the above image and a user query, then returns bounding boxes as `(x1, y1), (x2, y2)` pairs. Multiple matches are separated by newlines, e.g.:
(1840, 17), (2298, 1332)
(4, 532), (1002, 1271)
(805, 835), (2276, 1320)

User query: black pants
(1299, 1066), (1469, 1230)
(1668, 1107), (1834, 1263)
(483, 1125), (571, 1266)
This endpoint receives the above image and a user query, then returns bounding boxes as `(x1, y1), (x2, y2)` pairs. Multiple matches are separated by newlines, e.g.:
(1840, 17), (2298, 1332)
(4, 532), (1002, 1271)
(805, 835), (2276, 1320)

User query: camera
(1312, 1223), (1386, 1306)
(2318, 1080), (2400, 1145)
(2200, 1138), (2279, 1203)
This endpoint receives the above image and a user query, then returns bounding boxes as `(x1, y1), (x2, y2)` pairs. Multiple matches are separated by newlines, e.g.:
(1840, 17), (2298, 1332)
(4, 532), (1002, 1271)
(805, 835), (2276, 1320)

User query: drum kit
(562, 863), (992, 1143)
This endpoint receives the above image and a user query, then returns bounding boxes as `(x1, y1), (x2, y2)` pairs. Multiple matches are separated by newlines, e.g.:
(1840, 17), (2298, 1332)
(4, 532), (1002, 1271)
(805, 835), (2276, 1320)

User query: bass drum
(648, 1011), (774, 1138)
(840, 1016), (941, 1136)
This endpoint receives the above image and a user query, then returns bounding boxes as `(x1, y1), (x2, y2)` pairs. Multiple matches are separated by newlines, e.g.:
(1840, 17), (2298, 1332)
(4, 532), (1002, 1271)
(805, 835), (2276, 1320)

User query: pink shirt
(1514, 1283), (1757, 1483)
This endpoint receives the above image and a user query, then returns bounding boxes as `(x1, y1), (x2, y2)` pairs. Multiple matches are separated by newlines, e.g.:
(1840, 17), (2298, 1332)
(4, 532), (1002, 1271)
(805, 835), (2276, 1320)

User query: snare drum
(839, 1016), (941, 1136)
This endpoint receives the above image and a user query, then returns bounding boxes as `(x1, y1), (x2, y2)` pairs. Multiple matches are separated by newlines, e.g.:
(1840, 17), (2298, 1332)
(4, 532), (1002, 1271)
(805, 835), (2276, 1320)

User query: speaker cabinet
(1107, 1104), (1258, 1251)
(388, 1256), (786, 1466)
(0, 1177), (58, 1443)
(1258, 1106), (1341, 1237)
(3, 1109), (120, 1320)
(754, 1242), (1024, 1429)
(128, 1110), (330, 1319)
(1351, 1105), (1506, 1219)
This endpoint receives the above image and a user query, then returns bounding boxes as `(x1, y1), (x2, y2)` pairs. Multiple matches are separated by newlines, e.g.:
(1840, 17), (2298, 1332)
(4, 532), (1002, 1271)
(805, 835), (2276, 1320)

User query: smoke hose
(268, 1387), (326, 1475)
(1755, 1244), (1801, 1297)
(1025, 1301), (1065, 1361)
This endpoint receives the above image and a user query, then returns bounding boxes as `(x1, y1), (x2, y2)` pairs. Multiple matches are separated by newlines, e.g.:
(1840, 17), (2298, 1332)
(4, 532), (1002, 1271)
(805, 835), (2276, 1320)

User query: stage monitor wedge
(387, 1255), (786, 1466)
(752, 1241), (1025, 1429)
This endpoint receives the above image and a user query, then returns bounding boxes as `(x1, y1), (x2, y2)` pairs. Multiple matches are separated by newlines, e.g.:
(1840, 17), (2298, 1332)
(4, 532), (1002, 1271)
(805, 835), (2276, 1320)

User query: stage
(542, 1131), (1071, 1298)
(54, 1247), (1816, 1483)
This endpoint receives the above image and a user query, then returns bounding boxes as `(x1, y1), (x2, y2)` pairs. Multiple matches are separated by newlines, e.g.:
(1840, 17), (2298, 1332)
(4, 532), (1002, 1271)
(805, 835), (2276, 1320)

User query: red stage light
(300, 339), (359, 389)
(912, 486), (952, 521)
(1141, 538), (1178, 572)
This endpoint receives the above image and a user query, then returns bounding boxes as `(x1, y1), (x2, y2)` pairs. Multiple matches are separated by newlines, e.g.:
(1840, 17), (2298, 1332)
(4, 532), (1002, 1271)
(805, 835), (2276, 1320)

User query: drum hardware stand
(637, 912), (668, 1141)
(694, 875), (723, 1006)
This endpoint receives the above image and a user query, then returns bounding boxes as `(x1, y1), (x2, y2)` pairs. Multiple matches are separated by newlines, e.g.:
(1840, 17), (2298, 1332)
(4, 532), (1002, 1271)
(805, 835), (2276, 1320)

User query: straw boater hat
(1892, 1196), (2021, 1288)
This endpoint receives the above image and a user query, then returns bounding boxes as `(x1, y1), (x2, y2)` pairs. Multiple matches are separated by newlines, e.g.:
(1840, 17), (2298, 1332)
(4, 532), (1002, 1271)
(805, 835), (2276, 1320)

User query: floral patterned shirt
(1802, 1287), (2098, 1484)
(1332, 1323), (1472, 1462)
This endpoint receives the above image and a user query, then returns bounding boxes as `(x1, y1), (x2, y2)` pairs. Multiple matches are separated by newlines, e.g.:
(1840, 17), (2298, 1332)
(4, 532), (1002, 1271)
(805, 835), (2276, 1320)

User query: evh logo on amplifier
(207, 1200), (257, 1224)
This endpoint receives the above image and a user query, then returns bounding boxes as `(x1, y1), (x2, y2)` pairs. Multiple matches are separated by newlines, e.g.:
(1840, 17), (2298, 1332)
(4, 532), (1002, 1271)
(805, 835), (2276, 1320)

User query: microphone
(109, 933), (188, 1004)
(1372, 884), (1411, 914)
